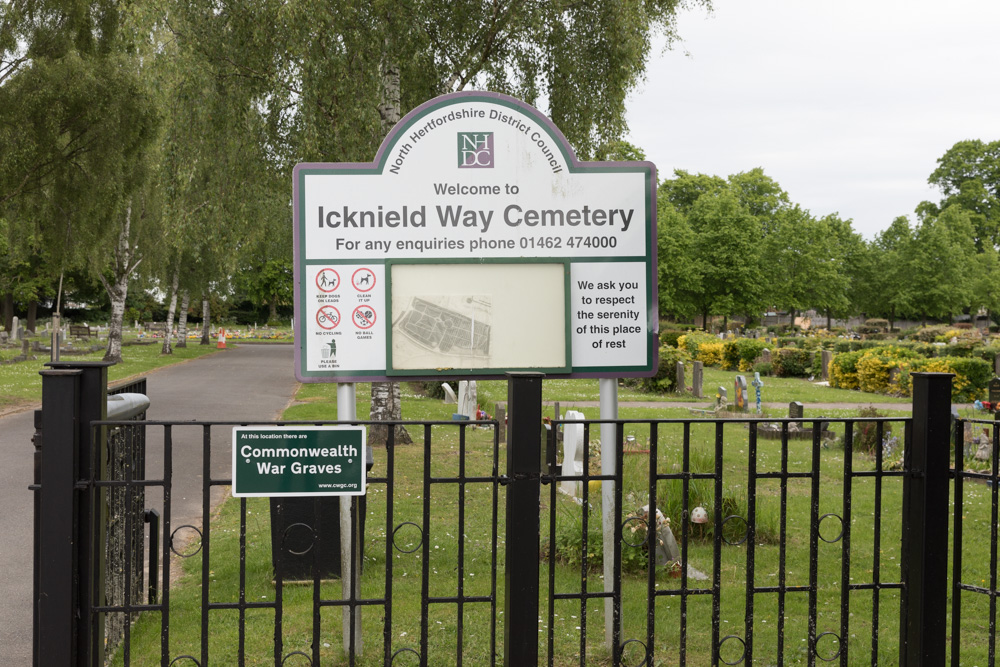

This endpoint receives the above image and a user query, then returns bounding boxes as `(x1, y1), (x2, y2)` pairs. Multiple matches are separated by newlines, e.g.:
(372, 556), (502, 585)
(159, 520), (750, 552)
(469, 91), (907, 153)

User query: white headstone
(441, 383), (457, 404)
(457, 380), (477, 418)
(11, 316), (19, 341)
(560, 410), (586, 499)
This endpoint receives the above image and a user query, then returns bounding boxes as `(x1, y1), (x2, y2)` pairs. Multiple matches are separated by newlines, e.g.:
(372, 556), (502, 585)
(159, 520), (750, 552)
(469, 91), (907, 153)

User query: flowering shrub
(695, 342), (725, 367)
(677, 332), (717, 356)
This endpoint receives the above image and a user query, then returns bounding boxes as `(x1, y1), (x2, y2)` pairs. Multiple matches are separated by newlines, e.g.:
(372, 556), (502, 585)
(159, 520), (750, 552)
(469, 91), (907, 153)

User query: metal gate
(32, 367), (991, 665)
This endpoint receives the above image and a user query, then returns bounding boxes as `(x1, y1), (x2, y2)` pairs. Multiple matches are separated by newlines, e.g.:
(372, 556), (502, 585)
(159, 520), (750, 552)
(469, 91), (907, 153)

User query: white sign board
(293, 92), (657, 382)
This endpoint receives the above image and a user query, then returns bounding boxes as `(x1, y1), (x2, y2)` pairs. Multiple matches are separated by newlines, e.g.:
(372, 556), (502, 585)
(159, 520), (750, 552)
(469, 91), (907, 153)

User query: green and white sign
(232, 426), (366, 497)
(293, 91), (658, 382)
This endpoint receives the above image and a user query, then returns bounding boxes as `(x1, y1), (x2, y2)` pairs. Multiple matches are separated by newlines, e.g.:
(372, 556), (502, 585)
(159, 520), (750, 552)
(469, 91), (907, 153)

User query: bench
(69, 324), (95, 339)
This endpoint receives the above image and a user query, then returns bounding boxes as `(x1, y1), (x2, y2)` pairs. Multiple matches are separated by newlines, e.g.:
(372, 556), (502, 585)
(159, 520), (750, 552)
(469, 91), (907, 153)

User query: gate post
(35, 369), (82, 666)
(37, 361), (111, 666)
(504, 372), (543, 667)
(899, 372), (953, 666)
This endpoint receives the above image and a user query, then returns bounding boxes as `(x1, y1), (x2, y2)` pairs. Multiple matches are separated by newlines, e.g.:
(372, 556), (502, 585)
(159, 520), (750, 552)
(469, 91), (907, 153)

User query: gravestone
(0, 331), (7, 344)
(692, 361), (704, 398)
(17, 326), (24, 341)
(560, 410), (586, 499)
(888, 367), (901, 387)
(457, 380), (477, 419)
(734, 375), (749, 412)
(821, 350), (833, 381)
(675, 361), (686, 394)
(717, 386), (727, 409)
(990, 377), (1000, 406)
(441, 383), (457, 404)
(761, 348), (772, 365)
(10, 316), (18, 342)
(789, 401), (804, 428)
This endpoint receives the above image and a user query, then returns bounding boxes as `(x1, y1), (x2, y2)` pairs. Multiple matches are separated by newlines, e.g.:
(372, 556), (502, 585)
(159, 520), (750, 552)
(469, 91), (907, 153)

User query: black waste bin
(269, 445), (373, 581)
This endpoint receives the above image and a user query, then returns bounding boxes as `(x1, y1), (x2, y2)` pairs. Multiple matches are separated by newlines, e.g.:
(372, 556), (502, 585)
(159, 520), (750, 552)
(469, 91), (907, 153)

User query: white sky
(626, 0), (1000, 239)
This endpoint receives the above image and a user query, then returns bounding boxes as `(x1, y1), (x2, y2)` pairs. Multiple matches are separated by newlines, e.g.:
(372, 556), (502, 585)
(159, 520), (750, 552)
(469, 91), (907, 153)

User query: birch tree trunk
(176, 290), (190, 348)
(102, 204), (142, 363)
(161, 268), (179, 355)
(369, 54), (412, 446)
(200, 297), (211, 345)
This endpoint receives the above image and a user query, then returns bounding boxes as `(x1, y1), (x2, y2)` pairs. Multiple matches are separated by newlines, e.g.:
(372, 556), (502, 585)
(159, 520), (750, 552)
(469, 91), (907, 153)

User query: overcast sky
(625, 0), (1000, 239)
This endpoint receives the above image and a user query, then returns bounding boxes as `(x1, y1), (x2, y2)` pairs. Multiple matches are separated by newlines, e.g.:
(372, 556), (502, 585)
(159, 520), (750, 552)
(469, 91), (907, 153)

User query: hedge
(722, 338), (767, 371)
(830, 347), (990, 402)
(639, 345), (692, 393)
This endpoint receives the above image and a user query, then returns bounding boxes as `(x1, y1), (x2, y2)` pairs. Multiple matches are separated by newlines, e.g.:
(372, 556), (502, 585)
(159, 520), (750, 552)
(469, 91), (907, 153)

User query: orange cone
(217, 328), (227, 349)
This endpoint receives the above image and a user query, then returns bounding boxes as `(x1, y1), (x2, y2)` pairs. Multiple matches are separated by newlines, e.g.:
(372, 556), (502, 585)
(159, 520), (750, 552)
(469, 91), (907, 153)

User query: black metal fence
(32, 369), (996, 666)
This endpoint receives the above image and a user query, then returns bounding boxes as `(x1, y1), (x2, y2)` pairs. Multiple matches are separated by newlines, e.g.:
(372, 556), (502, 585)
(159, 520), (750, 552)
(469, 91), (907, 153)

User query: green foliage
(721, 338), (766, 371)
(659, 330), (686, 349)
(772, 348), (813, 378)
(639, 345), (691, 393)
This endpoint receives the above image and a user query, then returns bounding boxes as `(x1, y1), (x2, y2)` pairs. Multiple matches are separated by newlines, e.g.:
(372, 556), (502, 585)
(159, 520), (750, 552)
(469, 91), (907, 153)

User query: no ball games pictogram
(352, 305), (376, 330)
(316, 305), (341, 330)
(352, 268), (376, 292)
(316, 268), (340, 293)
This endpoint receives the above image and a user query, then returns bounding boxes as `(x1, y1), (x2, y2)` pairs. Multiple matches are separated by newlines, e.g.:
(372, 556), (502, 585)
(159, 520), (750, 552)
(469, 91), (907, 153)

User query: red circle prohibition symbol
(315, 268), (340, 293)
(352, 305), (376, 330)
(352, 268), (376, 292)
(316, 305), (341, 330)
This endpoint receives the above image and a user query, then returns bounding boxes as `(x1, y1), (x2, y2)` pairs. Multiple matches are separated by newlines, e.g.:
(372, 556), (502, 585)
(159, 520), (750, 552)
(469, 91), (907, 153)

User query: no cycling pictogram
(352, 305), (376, 330)
(316, 268), (340, 293)
(352, 268), (376, 292)
(316, 305), (341, 330)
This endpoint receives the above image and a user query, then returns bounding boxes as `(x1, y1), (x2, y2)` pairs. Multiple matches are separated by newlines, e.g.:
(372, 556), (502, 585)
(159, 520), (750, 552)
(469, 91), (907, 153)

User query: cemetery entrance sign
(293, 92), (657, 382)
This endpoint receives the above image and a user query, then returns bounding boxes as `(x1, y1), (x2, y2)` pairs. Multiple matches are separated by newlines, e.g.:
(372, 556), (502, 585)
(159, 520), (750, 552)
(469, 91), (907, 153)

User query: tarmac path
(0, 343), (298, 665)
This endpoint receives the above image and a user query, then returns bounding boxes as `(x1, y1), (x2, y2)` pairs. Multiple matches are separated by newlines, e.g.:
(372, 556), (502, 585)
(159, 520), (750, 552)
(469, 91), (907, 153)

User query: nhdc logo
(458, 132), (494, 168)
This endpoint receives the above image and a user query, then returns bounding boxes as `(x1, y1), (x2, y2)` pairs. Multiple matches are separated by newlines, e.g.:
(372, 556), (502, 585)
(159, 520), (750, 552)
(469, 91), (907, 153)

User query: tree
(687, 190), (764, 330)
(172, 0), (711, 438)
(760, 206), (849, 325)
(907, 205), (977, 324)
(655, 199), (700, 321)
(924, 139), (1000, 251)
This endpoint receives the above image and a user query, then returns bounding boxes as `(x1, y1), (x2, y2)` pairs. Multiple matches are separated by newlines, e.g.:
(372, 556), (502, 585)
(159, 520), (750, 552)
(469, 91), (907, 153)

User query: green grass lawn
(0, 340), (224, 409)
(107, 381), (997, 665)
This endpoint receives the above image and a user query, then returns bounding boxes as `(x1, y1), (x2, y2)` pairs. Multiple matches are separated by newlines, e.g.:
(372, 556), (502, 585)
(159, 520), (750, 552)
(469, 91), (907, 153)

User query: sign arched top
(293, 92), (658, 382)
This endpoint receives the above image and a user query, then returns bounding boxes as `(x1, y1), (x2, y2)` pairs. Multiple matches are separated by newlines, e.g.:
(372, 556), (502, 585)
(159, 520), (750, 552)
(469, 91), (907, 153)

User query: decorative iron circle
(390, 647), (421, 665)
(281, 522), (316, 556)
(169, 525), (203, 558)
(721, 515), (750, 546)
(392, 522), (424, 554)
(168, 657), (201, 666)
(818, 513), (845, 544)
(620, 517), (649, 549)
(814, 631), (843, 662)
(718, 634), (747, 665)
(620, 638), (650, 667)
(280, 651), (313, 665)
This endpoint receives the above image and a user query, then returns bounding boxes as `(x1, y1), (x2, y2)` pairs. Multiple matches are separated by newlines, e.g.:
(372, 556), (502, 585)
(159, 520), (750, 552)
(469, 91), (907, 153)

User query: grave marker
(692, 361), (703, 398)
(734, 375), (749, 412)
(990, 377), (1000, 406)
(821, 350), (832, 381)
(560, 410), (586, 499)
(789, 401), (804, 428)
(675, 361), (685, 394)
(10, 316), (18, 342)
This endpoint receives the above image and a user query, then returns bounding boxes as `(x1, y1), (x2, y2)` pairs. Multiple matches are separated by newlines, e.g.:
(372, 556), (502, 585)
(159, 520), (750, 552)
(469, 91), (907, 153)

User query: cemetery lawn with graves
(113, 377), (999, 665)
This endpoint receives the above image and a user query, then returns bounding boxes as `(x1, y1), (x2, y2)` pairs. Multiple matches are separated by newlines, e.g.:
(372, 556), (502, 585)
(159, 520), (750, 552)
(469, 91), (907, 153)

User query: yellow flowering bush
(695, 341), (725, 367)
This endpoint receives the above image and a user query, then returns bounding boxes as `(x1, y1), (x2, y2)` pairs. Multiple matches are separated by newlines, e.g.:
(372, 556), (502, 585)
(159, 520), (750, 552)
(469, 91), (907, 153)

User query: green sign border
(232, 426), (367, 497)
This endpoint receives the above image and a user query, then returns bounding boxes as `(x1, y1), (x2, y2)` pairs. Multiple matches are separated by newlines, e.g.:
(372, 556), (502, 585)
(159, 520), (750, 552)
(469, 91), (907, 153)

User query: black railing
(34, 369), (973, 666)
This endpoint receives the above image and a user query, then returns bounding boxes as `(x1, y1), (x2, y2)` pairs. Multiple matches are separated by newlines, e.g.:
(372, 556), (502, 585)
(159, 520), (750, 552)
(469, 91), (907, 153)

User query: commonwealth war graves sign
(293, 92), (658, 382)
